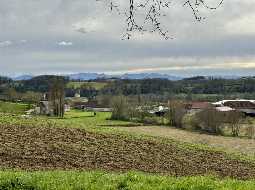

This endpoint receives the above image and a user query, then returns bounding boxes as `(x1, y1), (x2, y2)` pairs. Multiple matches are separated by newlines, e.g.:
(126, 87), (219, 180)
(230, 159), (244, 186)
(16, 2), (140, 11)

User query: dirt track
(0, 125), (255, 180)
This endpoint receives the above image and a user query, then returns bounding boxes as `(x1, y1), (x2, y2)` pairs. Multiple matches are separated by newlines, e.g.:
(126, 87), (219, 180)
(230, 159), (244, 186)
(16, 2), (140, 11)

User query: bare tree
(49, 78), (65, 118)
(110, 95), (129, 120)
(166, 100), (186, 128)
(196, 107), (223, 134)
(104, 0), (224, 39)
(3, 88), (19, 102)
(226, 111), (243, 137)
(21, 91), (43, 104)
(247, 125), (255, 139)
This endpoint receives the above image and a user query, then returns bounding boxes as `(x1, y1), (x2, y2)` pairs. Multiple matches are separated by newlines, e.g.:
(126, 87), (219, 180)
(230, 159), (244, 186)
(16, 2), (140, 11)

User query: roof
(216, 106), (234, 112)
(149, 106), (168, 114)
(224, 101), (255, 109)
(74, 100), (104, 108)
(213, 99), (255, 107)
(189, 102), (211, 109)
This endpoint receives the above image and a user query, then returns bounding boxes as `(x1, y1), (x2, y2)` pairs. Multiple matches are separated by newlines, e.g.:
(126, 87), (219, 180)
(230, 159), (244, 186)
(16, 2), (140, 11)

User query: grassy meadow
(0, 101), (31, 114)
(66, 81), (108, 90)
(1, 171), (255, 190)
(0, 110), (136, 134)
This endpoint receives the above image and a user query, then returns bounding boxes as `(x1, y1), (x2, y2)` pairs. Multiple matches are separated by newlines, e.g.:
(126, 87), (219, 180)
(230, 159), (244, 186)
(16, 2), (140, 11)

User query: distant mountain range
(11, 73), (182, 81)
(10, 73), (243, 81)
(119, 73), (182, 80)
(12, 75), (34, 81)
(68, 73), (107, 80)
(68, 73), (182, 81)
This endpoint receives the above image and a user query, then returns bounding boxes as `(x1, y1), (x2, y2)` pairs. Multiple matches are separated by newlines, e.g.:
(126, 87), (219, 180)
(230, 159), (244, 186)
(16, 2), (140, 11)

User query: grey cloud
(0, 40), (12, 47)
(0, 0), (254, 76)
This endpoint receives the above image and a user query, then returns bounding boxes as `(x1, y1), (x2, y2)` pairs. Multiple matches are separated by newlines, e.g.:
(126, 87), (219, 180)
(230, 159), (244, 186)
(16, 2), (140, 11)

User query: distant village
(34, 89), (255, 119)
(151, 99), (255, 117)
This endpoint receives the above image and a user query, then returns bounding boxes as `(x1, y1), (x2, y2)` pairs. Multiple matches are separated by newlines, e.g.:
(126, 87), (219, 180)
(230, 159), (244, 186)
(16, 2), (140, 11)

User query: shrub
(246, 125), (255, 139)
(166, 100), (186, 128)
(110, 96), (130, 121)
(182, 114), (201, 131)
(195, 108), (223, 135)
(225, 111), (243, 137)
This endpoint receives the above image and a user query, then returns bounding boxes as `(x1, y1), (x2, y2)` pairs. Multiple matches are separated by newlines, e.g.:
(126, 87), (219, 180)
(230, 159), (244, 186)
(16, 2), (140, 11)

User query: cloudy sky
(0, 0), (254, 77)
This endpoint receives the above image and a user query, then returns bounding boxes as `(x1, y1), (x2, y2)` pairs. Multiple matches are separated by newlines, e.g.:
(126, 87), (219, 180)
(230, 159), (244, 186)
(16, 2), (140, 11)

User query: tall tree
(49, 77), (66, 118)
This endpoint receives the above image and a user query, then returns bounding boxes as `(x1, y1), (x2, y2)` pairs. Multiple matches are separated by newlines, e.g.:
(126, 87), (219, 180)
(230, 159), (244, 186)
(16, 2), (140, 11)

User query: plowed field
(0, 125), (255, 180)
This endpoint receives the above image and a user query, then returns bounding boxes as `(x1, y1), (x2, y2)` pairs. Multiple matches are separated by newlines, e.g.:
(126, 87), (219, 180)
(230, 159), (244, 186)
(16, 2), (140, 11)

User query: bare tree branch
(101, 0), (224, 39)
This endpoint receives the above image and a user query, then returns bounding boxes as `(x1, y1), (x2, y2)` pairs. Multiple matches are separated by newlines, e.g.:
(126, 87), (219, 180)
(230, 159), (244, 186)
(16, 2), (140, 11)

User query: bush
(141, 116), (161, 125)
(110, 96), (130, 121)
(195, 108), (223, 135)
(246, 125), (255, 139)
(225, 111), (243, 137)
(166, 100), (186, 128)
(182, 114), (201, 131)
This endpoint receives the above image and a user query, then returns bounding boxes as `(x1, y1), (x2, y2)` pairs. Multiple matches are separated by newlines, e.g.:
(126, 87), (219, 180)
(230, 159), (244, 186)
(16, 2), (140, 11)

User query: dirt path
(118, 126), (255, 157)
(1, 125), (255, 180)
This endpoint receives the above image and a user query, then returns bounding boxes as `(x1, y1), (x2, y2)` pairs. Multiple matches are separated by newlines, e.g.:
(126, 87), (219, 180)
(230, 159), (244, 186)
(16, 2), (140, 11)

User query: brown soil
(0, 125), (255, 180)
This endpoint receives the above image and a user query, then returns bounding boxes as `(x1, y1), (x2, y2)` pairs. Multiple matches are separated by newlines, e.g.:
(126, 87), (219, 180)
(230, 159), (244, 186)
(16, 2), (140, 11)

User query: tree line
(1, 76), (255, 101)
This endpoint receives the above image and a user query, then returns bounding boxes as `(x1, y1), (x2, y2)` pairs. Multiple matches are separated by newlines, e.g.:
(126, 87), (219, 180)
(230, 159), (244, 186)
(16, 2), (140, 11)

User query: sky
(0, 0), (254, 77)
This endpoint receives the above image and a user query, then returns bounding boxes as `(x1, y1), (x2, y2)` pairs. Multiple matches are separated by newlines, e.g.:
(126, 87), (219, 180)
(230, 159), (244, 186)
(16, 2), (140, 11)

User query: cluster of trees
(0, 76), (12, 85)
(0, 75), (69, 94)
(65, 77), (255, 104)
(1, 76), (255, 102)
(0, 75), (67, 118)
(101, 77), (255, 96)
(195, 108), (244, 136)
(110, 95), (159, 124)
(0, 88), (43, 103)
(110, 96), (252, 138)
(17, 75), (69, 93)
(165, 102), (247, 137)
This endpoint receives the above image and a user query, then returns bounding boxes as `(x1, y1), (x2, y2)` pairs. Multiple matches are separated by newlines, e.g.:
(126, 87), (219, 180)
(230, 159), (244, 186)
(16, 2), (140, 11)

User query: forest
(1, 75), (255, 102)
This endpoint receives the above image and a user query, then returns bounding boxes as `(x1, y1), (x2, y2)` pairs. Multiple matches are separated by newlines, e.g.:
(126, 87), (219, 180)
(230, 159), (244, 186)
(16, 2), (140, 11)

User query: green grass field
(0, 101), (30, 114)
(0, 110), (135, 134)
(67, 82), (108, 90)
(0, 171), (255, 190)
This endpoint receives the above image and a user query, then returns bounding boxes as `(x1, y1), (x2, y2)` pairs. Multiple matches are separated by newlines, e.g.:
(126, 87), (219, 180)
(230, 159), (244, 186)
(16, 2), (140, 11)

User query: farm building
(39, 101), (51, 115)
(215, 106), (234, 112)
(73, 100), (112, 112)
(149, 106), (168, 117)
(213, 100), (255, 117)
(65, 97), (88, 109)
(186, 102), (211, 114)
(85, 107), (112, 112)
(38, 101), (71, 115)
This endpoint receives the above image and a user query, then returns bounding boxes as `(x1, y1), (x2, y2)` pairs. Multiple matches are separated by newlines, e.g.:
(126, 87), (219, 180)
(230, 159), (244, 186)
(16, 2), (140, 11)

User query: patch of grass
(67, 82), (108, 90)
(0, 110), (137, 134)
(0, 171), (254, 190)
(0, 101), (30, 114)
(53, 110), (138, 133)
